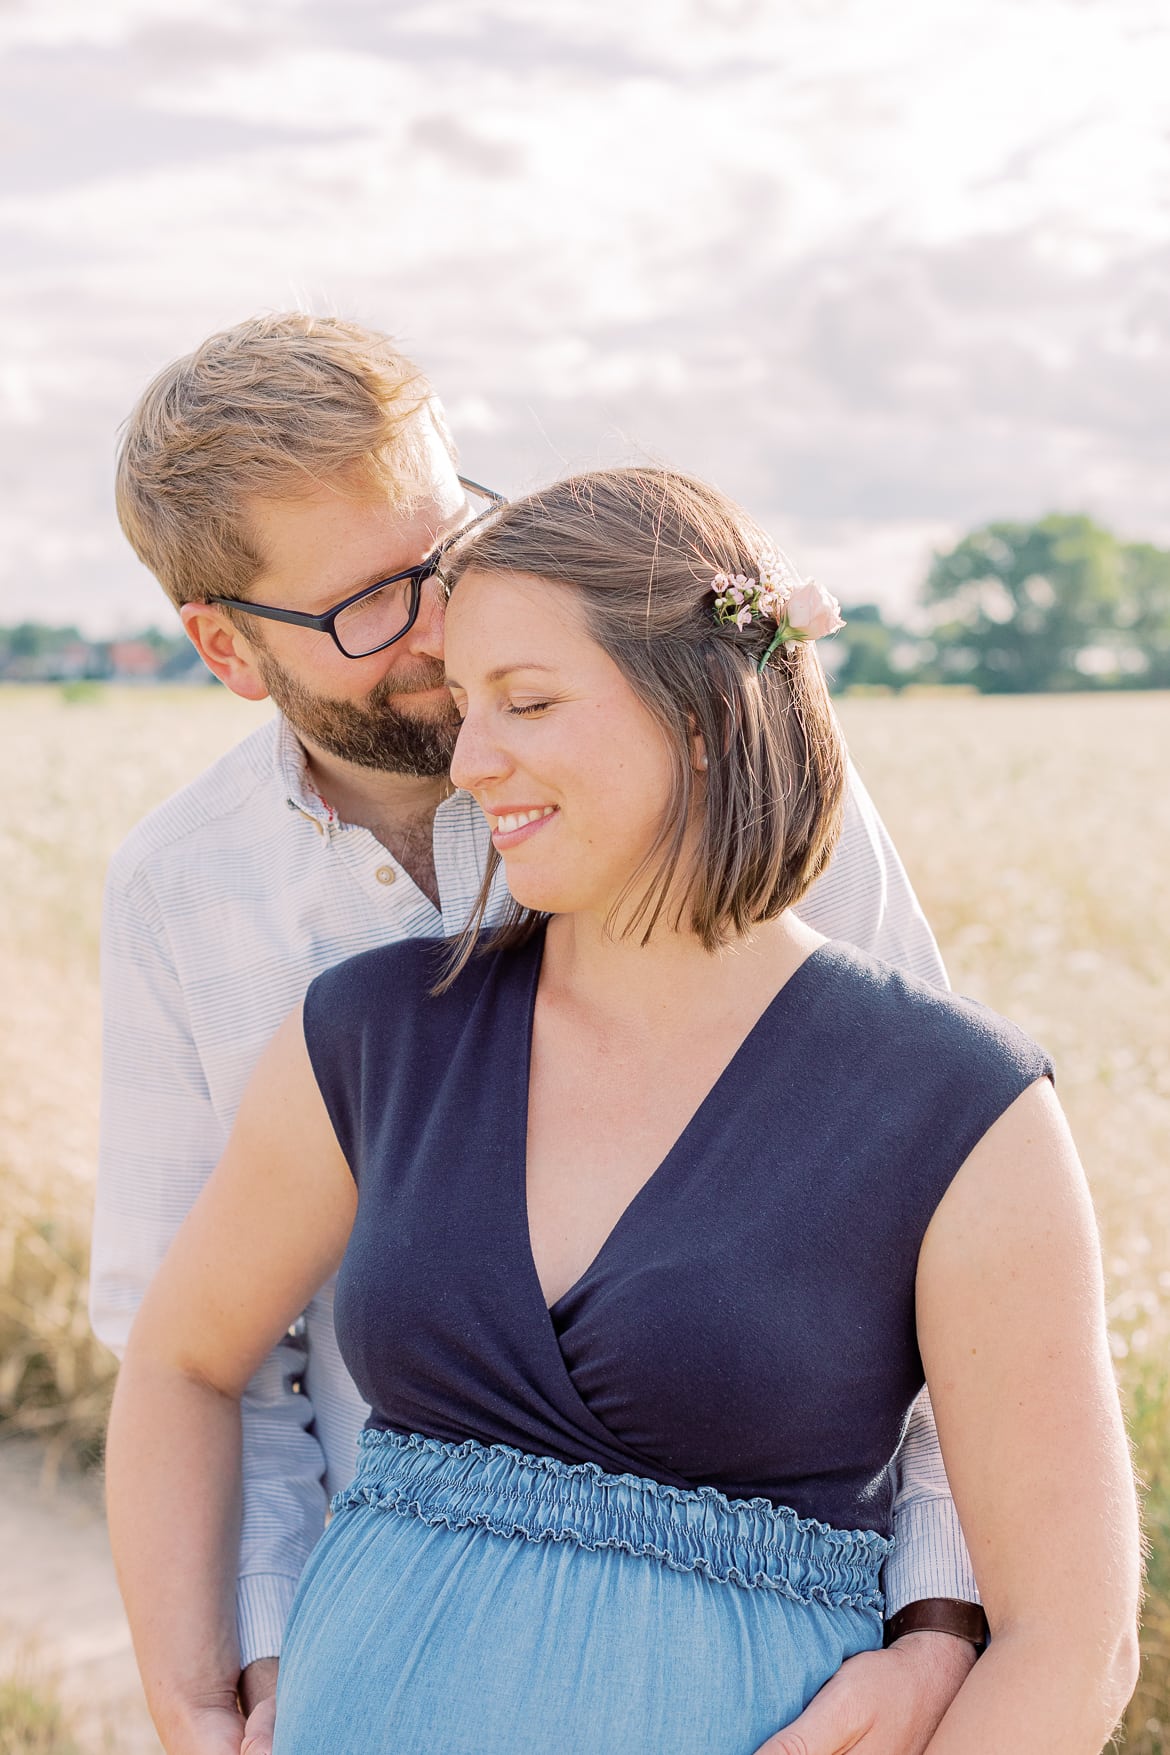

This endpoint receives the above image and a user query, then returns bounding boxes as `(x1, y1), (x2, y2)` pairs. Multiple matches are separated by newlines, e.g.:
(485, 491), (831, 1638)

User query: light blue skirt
(273, 1430), (888, 1755)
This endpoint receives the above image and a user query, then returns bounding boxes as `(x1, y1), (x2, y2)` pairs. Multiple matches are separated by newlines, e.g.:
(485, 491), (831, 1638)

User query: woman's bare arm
(105, 1006), (357, 1755)
(916, 1078), (1141, 1753)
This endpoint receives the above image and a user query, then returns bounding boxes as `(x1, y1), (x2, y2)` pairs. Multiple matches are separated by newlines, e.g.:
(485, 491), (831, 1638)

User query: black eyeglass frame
(206, 476), (506, 659)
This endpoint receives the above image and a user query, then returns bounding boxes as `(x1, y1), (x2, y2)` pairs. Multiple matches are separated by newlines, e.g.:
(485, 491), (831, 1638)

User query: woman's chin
(502, 875), (566, 914)
(498, 861), (585, 917)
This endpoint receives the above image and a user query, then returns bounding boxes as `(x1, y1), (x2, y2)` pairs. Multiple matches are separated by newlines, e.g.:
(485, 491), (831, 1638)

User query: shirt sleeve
(795, 762), (949, 991)
(792, 765), (980, 1611)
(91, 855), (330, 1665)
(884, 1389), (981, 1613)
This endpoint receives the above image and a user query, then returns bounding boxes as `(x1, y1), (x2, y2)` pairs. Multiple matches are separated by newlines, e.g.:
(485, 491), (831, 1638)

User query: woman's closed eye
(508, 700), (554, 717)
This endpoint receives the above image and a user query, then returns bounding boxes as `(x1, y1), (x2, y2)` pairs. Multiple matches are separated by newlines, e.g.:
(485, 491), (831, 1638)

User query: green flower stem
(757, 623), (794, 672)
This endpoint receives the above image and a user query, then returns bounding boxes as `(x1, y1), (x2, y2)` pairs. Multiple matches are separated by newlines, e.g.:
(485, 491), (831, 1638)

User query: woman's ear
(689, 721), (709, 773)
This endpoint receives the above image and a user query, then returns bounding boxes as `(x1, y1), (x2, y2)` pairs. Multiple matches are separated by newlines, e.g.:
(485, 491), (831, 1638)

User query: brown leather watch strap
(883, 1597), (989, 1650)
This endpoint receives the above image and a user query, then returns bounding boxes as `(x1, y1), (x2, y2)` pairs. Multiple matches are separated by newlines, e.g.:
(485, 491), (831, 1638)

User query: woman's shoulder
(305, 931), (505, 1034)
(807, 940), (1054, 1091)
(302, 931), (537, 1138)
(793, 943), (1055, 1225)
(308, 935), (449, 1005)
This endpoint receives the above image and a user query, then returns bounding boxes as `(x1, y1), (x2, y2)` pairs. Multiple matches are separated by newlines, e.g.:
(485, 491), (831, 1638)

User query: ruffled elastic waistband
(331, 1429), (889, 1612)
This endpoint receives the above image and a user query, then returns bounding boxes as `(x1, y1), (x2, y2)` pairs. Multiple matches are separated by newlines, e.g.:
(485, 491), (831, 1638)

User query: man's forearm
(106, 1351), (246, 1752)
(234, 1331), (330, 1666)
(239, 1658), (279, 1715)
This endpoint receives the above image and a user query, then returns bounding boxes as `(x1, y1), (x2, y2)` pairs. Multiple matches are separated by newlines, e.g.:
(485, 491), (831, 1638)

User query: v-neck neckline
(512, 924), (834, 1319)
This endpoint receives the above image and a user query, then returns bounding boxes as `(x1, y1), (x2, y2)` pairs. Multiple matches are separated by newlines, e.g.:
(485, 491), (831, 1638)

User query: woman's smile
(488, 804), (561, 848)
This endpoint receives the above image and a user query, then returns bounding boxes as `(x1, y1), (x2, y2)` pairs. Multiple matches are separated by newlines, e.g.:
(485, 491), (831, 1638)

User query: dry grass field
(0, 683), (1167, 1750)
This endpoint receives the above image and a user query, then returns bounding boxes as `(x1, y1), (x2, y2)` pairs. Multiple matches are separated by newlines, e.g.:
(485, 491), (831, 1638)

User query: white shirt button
(375, 864), (397, 886)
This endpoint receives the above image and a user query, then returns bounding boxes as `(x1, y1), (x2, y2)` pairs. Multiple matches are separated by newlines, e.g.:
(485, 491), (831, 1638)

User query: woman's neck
(540, 907), (824, 1034)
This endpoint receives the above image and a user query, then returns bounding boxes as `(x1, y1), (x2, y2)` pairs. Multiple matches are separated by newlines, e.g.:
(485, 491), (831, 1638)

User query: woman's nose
(450, 710), (509, 796)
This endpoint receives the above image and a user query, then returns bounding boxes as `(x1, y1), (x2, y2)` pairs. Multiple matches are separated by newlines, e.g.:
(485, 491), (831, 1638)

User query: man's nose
(403, 576), (446, 663)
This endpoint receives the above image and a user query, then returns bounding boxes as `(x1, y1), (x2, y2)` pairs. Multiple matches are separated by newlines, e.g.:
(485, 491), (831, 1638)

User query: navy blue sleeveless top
(304, 929), (1052, 1536)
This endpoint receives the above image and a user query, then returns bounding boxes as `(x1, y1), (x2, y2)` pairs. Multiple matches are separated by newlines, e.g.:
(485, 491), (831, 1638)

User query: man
(94, 312), (985, 1755)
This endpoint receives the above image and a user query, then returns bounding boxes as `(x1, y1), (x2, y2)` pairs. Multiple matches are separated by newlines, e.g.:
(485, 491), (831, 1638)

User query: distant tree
(1, 621), (82, 661)
(1119, 541), (1170, 687)
(922, 515), (1138, 693)
(832, 603), (909, 692)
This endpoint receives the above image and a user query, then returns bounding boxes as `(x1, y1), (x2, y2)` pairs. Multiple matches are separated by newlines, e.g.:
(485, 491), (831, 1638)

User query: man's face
(238, 434), (467, 776)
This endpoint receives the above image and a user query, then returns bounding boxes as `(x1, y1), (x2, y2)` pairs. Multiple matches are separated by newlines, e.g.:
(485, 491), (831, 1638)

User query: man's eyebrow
(445, 663), (560, 688)
(332, 566), (406, 600)
(311, 499), (474, 607)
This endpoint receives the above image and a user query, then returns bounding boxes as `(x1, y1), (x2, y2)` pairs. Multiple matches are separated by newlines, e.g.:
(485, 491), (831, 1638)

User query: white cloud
(0, 0), (249, 51)
(0, 0), (1168, 629)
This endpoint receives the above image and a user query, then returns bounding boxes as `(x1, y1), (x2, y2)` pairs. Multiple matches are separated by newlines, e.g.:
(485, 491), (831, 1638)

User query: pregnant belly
(272, 1498), (881, 1755)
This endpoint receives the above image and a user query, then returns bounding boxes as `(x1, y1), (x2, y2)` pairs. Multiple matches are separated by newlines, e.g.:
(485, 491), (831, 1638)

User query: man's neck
(301, 739), (450, 906)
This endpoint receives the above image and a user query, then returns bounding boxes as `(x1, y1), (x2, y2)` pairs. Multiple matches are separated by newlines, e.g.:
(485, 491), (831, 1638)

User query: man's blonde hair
(115, 312), (454, 609)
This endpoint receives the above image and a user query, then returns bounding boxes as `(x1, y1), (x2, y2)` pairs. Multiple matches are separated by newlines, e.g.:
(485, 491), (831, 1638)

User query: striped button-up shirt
(92, 714), (977, 1667)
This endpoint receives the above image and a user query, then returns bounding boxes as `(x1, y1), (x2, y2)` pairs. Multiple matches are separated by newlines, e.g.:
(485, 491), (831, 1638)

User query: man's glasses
(207, 476), (506, 659)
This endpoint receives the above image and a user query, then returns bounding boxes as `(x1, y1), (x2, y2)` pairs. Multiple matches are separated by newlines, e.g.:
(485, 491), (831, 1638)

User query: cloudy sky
(2, 0), (1168, 632)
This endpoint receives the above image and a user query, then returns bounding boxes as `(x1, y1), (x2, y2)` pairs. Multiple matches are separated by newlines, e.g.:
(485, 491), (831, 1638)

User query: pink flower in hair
(783, 578), (845, 641)
(708, 547), (845, 670)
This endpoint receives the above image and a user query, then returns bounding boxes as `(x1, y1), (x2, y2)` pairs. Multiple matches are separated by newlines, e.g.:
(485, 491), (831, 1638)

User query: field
(1, 684), (1168, 1750)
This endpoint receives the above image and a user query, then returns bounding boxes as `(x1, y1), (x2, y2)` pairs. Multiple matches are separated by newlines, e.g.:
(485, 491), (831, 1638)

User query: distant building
(0, 623), (199, 683)
(107, 639), (166, 680)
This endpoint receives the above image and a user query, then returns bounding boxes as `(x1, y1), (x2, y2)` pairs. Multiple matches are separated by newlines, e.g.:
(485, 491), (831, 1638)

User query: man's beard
(256, 651), (459, 778)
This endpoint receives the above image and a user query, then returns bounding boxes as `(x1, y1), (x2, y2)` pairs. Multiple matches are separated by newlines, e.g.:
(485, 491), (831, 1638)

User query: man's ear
(179, 603), (270, 702)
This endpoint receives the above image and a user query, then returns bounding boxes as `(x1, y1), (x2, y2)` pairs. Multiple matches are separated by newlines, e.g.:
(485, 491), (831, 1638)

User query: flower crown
(710, 552), (844, 671)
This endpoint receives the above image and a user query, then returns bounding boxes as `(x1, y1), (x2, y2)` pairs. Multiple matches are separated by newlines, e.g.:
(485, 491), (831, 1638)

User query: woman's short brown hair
(115, 311), (453, 611)
(439, 466), (847, 979)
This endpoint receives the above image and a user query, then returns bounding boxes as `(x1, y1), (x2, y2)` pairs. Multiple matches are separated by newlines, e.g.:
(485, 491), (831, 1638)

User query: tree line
(835, 514), (1170, 693)
(4, 514), (1169, 693)
(0, 622), (197, 683)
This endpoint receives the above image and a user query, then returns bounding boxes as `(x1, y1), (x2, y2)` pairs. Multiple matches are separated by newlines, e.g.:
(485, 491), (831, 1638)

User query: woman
(107, 468), (1140, 1754)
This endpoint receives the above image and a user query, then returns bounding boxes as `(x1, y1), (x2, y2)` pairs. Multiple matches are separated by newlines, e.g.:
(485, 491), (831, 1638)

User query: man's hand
(753, 1632), (978, 1755)
(239, 1658), (280, 1755)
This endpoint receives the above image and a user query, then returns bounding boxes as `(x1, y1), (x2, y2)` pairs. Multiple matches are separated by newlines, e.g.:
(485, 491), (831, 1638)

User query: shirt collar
(274, 713), (478, 837)
(275, 715), (340, 830)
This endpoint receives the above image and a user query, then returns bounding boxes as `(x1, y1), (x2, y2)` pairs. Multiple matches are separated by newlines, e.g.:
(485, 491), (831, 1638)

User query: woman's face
(444, 569), (680, 922)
